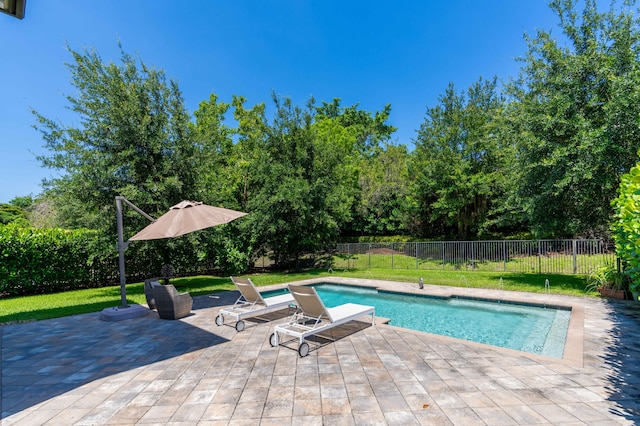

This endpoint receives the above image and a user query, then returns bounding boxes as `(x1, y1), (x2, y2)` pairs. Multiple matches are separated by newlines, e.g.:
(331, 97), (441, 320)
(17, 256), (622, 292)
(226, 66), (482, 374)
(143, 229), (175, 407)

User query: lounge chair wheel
(298, 342), (310, 357)
(215, 314), (224, 326)
(235, 320), (245, 332)
(269, 333), (278, 347)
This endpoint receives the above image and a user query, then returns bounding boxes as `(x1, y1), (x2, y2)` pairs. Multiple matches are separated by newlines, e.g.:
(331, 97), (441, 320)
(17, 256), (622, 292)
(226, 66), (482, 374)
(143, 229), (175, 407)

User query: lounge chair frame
(216, 277), (295, 331)
(269, 284), (375, 356)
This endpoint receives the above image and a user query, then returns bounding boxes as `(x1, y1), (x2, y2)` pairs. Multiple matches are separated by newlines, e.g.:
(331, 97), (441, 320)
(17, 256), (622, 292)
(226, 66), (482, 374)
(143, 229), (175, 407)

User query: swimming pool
(264, 283), (570, 358)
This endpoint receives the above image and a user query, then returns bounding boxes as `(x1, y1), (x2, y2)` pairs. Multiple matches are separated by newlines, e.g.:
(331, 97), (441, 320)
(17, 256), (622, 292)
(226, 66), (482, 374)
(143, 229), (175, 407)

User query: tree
(0, 204), (29, 226)
(243, 95), (345, 266)
(191, 93), (236, 204)
(410, 78), (516, 239)
(508, 0), (640, 237)
(353, 143), (410, 236)
(315, 99), (401, 236)
(315, 98), (396, 156)
(33, 43), (195, 232)
(32, 43), (198, 275)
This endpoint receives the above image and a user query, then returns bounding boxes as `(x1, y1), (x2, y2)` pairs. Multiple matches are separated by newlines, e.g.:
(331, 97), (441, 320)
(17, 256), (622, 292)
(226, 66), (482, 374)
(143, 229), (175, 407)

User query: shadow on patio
(0, 293), (235, 419)
(599, 300), (640, 421)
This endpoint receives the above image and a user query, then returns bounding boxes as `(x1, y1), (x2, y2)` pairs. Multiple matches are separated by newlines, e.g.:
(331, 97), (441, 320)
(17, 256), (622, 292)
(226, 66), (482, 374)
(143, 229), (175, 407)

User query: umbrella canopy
(129, 200), (247, 241)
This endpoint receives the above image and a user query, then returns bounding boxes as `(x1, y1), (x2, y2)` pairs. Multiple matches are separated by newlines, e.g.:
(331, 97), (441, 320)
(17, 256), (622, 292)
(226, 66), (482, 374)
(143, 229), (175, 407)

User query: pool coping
(264, 276), (585, 367)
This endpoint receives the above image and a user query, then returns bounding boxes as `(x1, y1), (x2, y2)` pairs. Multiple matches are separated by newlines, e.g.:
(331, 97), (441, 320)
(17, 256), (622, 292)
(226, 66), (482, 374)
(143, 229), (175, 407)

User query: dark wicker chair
(153, 284), (193, 320)
(144, 278), (162, 310)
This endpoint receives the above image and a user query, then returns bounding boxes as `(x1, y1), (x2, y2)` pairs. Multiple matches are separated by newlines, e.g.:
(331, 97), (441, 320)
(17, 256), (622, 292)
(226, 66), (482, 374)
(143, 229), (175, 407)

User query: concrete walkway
(2, 278), (640, 425)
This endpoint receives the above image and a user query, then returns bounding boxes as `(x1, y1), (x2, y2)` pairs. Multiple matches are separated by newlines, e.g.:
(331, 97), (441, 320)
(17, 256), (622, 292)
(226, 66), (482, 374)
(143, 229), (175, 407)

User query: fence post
(416, 242), (419, 270)
(503, 240), (507, 272)
(391, 243), (394, 269)
(471, 241), (475, 269)
(537, 241), (541, 274)
(369, 243), (371, 269)
(572, 239), (577, 274)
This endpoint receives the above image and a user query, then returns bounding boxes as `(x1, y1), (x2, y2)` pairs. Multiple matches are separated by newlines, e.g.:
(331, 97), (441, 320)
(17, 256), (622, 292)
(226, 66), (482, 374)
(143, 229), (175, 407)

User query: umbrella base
(100, 304), (149, 321)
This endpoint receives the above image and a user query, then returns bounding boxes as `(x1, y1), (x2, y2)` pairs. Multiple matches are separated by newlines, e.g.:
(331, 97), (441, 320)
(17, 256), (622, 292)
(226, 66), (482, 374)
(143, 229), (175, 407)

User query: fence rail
(332, 240), (615, 275)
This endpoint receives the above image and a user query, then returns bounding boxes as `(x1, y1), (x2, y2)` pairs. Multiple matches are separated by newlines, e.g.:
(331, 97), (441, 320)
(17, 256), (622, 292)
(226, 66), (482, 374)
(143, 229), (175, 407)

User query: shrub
(0, 224), (104, 296)
(611, 160), (640, 293)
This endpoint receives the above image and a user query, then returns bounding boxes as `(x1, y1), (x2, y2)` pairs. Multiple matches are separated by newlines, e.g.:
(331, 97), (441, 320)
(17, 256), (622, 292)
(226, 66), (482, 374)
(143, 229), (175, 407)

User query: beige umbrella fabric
(129, 200), (248, 241)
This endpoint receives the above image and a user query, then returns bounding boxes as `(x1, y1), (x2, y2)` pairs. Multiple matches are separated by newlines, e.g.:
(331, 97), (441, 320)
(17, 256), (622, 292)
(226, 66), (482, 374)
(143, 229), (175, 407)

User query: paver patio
(2, 278), (640, 425)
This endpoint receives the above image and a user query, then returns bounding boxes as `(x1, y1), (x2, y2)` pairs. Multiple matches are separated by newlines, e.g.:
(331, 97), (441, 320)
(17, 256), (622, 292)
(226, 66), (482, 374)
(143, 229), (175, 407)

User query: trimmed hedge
(0, 224), (236, 298)
(0, 224), (112, 296)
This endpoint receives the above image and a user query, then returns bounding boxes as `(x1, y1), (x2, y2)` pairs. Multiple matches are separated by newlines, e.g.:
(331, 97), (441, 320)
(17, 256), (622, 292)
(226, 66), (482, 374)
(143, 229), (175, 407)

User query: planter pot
(598, 288), (627, 300)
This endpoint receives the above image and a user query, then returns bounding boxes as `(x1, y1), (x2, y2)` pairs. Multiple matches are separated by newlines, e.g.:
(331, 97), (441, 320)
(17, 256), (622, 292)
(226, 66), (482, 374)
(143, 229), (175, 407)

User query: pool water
(264, 284), (570, 358)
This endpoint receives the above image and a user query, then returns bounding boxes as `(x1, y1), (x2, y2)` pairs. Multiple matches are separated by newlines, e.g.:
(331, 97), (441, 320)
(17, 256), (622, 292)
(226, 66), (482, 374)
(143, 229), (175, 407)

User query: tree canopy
(508, 0), (640, 237)
(26, 0), (640, 272)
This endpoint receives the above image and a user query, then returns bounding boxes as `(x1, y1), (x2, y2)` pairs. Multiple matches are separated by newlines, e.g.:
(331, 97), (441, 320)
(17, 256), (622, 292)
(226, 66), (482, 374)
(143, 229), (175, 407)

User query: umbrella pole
(116, 197), (128, 307)
(101, 197), (156, 321)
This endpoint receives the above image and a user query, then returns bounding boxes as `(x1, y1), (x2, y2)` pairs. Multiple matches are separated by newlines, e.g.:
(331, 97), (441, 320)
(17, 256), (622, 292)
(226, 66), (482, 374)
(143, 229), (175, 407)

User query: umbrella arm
(115, 196), (156, 307)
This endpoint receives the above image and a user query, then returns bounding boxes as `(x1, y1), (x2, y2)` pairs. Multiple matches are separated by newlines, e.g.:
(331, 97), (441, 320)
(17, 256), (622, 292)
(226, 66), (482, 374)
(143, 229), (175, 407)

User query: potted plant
(586, 265), (628, 300)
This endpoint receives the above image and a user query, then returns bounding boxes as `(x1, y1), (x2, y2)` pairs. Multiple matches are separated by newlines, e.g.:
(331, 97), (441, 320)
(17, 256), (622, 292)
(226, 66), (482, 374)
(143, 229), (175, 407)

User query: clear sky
(1, 1), (562, 204)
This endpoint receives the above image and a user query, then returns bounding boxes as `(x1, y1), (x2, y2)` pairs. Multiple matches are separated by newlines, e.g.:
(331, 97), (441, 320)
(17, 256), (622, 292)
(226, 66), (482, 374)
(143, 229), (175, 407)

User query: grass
(331, 252), (614, 275)
(0, 269), (595, 324)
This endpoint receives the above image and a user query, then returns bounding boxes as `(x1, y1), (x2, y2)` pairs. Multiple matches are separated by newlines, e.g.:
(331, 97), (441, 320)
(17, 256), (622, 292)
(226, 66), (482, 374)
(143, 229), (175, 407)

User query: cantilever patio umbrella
(130, 200), (248, 241)
(102, 198), (247, 321)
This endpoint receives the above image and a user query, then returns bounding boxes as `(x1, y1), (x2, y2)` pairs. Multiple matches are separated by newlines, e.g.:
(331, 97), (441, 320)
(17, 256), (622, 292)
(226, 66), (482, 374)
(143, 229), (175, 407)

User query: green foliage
(246, 95), (341, 265)
(0, 203), (29, 225)
(611, 160), (640, 291)
(508, 0), (640, 237)
(214, 239), (250, 276)
(352, 144), (410, 236)
(585, 263), (630, 292)
(26, 2), (640, 277)
(9, 195), (35, 210)
(0, 223), (107, 296)
(410, 77), (518, 239)
(32, 43), (196, 236)
(315, 98), (396, 155)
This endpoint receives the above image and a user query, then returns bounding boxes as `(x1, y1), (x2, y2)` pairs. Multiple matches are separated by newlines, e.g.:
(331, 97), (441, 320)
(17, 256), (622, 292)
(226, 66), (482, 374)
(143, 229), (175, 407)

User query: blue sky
(1, 1), (561, 203)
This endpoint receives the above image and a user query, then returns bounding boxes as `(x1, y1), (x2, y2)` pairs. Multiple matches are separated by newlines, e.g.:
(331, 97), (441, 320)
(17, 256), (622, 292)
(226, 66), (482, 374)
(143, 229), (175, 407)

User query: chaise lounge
(269, 284), (375, 357)
(215, 277), (296, 331)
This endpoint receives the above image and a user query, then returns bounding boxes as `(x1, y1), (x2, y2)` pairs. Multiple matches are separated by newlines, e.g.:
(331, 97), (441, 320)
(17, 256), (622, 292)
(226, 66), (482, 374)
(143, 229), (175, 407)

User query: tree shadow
(598, 300), (640, 421)
(0, 299), (230, 419)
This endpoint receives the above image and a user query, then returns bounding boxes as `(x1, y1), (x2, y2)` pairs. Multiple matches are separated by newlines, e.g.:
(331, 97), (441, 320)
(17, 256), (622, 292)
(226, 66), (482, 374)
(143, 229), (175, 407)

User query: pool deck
(2, 277), (640, 425)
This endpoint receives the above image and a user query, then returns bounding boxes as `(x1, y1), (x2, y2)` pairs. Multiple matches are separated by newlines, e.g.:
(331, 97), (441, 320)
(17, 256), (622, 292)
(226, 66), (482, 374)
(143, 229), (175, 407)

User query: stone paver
(2, 277), (640, 425)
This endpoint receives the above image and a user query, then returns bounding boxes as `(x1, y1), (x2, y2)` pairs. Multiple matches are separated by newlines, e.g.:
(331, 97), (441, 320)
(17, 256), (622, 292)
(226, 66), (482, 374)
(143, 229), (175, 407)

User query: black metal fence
(331, 240), (614, 275)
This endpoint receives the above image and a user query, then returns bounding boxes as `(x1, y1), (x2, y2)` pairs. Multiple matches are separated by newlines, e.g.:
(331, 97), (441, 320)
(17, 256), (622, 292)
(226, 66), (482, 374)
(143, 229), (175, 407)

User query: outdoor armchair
(153, 284), (193, 320)
(144, 278), (163, 310)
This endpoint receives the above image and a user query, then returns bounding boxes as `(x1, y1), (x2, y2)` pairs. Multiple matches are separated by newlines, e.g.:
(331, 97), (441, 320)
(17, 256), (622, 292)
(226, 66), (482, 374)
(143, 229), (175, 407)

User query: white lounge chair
(269, 284), (375, 356)
(215, 277), (295, 331)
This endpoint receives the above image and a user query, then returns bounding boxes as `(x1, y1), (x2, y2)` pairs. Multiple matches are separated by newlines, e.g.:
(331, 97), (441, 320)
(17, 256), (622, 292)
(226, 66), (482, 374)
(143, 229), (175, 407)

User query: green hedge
(0, 224), (245, 297)
(0, 224), (112, 296)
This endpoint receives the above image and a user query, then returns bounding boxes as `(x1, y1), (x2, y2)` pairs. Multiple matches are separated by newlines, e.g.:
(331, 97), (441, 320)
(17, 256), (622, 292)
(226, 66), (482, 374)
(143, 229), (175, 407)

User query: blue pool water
(264, 284), (570, 358)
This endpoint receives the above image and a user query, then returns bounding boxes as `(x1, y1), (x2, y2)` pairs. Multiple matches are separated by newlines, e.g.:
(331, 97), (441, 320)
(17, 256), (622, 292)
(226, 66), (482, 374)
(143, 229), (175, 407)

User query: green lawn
(331, 251), (613, 274)
(0, 269), (594, 324)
